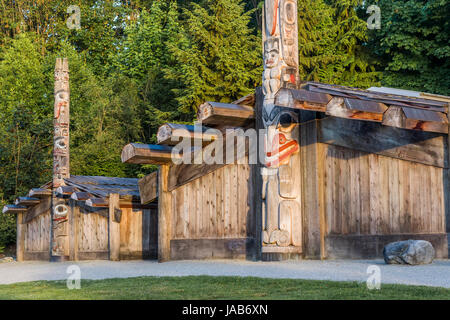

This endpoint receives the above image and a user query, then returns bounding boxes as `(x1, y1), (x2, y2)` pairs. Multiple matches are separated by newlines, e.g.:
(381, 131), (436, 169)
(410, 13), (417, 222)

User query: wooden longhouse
(2, 176), (157, 261)
(122, 82), (450, 262)
(122, 0), (449, 262)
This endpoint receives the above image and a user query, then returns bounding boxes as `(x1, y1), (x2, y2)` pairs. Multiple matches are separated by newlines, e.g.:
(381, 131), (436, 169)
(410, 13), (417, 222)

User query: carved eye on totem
(277, 112), (298, 133)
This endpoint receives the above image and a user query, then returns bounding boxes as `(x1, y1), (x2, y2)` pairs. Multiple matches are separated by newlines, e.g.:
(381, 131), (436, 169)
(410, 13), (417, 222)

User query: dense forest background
(0, 0), (449, 248)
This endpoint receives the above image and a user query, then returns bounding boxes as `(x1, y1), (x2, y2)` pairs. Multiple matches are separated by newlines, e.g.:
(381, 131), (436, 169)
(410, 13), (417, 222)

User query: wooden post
(69, 201), (79, 261)
(158, 166), (172, 262)
(109, 194), (120, 261)
(447, 108), (450, 236)
(16, 213), (25, 262)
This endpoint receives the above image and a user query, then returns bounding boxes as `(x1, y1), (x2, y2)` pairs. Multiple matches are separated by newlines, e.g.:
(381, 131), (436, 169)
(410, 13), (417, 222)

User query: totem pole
(52, 58), (70, 260)
(261, 0), (302, 250)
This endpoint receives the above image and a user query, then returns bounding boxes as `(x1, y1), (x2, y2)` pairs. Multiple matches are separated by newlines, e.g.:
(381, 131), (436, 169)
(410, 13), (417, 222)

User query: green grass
(0, 276), (449, 300)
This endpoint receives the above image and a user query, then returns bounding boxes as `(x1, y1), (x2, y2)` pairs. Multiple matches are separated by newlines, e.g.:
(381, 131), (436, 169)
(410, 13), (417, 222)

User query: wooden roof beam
(383, 106), (449, 134)
(197, 101), (254, 127)
(157, 123), (220, 146)
(56, 186), (77, 197)
(2, 205), (27, 215)
(15, 197), (40, 206)
(121, 143), (180, 165)
(275, 88), (332, 112)
(70, 192), (92, 201)
(85, 198), (109, 208)
(326, 97), (388, 122)
(28, 188), (52, 198)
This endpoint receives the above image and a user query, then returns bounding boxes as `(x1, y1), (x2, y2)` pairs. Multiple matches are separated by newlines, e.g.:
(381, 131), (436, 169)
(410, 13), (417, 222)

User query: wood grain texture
(197, 101), (255, 127)
(121, 143), (178, 165)
(158, 165), (172, 262)
(16, 213), (25, 262)
(321, 144), (446, 237)
(138, 171), (158, 204)
(319, 117), (448, 168)
(109, 194), (120, 261)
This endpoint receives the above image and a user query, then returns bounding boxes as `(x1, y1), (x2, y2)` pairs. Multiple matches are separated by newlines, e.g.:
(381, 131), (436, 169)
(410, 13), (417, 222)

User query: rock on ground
(0, 257), (14, 263)
(383, 240), (435, 265)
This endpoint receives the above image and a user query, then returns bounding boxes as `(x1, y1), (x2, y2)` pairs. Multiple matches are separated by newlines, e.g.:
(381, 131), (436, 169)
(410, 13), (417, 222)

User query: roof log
(2, 205), (27, 215)
(121, 143), (179, 165)
(326, 97), (388, 122)
(28, 188), (52, 198)
(197, 101), (254, 127)
(15, 197), (40, 206)
(383, 106), (449, 134)
(157, 123), (220, 146)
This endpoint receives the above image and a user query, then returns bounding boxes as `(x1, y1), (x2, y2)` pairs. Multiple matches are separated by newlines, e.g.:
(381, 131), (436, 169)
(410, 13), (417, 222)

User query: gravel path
(0, 259), (449, 288)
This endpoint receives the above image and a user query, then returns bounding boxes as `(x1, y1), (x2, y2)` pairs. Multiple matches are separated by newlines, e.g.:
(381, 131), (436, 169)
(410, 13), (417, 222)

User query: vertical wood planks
(158, 165), (172, 262)
(109, 194), (120, 261)
(16, 213), (25, 262)
(69, 204), (79, 261)
(322, 144), (446, 237)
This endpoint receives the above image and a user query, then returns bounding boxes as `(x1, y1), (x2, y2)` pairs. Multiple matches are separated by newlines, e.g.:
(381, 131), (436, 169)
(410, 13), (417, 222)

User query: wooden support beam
(86, 198), (109, 208)
(15, 197), (40, 206)
(56, 186), (77, 196)
(121, 143), (179, 165)
(158, 166), (172, 262)
(197, 101), (254, 127)
(109, 194), (120, 261)
(2, 205), (27, 215)
(138, 171), (158, 204)
(16, 213), (25, 262)
(157, 123), (220, 146)
(383, 106), (449, 134)
(275, 88), (331, 112)
(69, 203), (79, 261)
(326, 97), (388, 122)
(70, 192), (92, 201)
(28, 188), (52, 198)
(24, 196), (51, 224)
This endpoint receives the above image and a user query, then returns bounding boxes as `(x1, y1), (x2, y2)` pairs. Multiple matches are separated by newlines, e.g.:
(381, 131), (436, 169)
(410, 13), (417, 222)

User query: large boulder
(383, 240), (435, 265)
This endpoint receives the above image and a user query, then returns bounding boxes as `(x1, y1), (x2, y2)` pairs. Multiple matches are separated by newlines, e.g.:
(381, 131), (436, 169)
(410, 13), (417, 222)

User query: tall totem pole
(52, 58), (70, 260)
(261, 0), (302, 253)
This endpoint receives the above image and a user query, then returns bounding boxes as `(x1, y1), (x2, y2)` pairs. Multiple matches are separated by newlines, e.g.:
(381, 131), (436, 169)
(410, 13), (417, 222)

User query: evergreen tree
(367, 0), (450, 95)
(165, 0), (262, 117)
(298, 0), (380, 88)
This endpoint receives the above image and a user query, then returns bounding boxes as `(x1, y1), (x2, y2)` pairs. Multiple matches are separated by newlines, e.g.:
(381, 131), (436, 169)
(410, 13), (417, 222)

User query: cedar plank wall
(316, 117), (449, 259)
(169, 161), (255, 260)
(24, 212), (51, 260)
(119, 208), (157, 260)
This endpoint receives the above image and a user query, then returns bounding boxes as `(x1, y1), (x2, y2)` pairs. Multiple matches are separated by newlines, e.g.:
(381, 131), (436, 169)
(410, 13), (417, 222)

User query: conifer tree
(165, 0), (262, 117)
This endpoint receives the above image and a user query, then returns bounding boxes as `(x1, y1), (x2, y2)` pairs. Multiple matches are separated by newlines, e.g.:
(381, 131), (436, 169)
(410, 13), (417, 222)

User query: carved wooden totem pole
(261, 0), (302, 253)
(52, 58), (70, 260)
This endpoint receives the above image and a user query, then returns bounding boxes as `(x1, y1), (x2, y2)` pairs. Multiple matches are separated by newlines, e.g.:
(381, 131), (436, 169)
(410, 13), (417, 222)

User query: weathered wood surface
(319, 117), (448, 168)
(171, 162), (252, 241)
(28, 188), (52, 198)
(69, 204), (79, 261)
(322, 144), (447, 236)
(86, 198), (108, 208)
(157, 123), (220, 146)
(138, 171), (158, 204)
(24, 196), (51, 224)
(275, 88), (331, 112)
(109, 194), (120, 261)
(16, 213), (25, 262)
(326, 97), (388, 122)
(121, 143), (179, 165)
(158, 165), (172, 262)
(2, 205), (27, 214)
(170, 238), (250, 260)
(326, 234), (448, 259)
(78, 208), (108, 254)
(56, 186), (76, 196)
(383, 106), (448, 134)
(25, 212), (51, 253)
(197, 102), (255, 127)
(15, 197), (40, 206)
(70, 192), (91, 201)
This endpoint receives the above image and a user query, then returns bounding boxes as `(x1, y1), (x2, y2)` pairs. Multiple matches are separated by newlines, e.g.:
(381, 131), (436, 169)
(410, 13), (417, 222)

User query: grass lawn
(0, 276), (449, 300)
